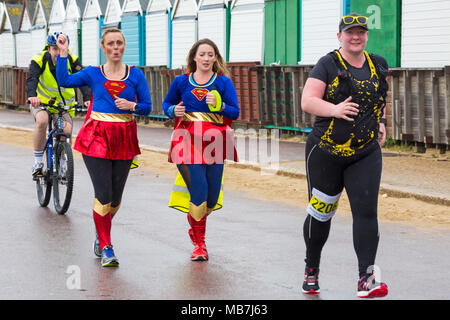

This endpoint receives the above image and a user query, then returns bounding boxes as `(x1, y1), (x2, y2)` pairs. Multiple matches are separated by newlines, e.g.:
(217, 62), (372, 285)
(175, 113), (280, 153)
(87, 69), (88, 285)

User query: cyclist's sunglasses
(342, 15), (368, 25)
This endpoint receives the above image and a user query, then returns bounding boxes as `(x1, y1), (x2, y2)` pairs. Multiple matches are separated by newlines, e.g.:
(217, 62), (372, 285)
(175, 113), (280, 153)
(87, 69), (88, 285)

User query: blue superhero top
(162, 73), (239, 120)
(56, 56), (151, 116)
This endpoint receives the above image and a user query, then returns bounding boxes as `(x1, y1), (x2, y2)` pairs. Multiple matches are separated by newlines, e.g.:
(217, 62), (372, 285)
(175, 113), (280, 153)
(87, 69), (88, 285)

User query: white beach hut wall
(197, 0), (228, 60)
(228, 0), (264, 63)
(171, 0), (198, 69)
(16, 1), (35, 67)
(62, 0), (87, 58)
(81, 0), (107, 66)
(30, 0), (53, 57)
(145, 0), (174, 67)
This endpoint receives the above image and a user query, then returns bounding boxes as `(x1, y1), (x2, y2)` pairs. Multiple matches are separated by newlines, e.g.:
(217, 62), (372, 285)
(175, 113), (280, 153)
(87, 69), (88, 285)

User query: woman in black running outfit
(300, 13), (389, 298)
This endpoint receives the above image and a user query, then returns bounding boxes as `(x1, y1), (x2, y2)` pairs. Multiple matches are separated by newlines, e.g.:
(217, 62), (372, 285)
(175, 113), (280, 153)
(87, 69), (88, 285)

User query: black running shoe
(302, 267), (320, 294)
(357, 274), (388, 298)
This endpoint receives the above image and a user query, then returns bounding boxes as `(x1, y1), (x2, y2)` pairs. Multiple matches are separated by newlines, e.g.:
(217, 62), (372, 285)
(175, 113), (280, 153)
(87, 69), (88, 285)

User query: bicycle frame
(31, 99), (82, 214)
(42, 111), (70, 175)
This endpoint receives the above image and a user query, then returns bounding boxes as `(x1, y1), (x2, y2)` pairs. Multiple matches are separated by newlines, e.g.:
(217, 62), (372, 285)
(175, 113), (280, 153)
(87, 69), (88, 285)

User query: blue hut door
(122, 13), (141, 66)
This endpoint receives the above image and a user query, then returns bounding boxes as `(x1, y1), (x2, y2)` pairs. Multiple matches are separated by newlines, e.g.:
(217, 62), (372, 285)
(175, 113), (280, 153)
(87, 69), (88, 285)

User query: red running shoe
(357, 274), (388, 298)
(302, 267), (320, 294)
(188, 215), (208, 261)
(191, 242), (208, 261)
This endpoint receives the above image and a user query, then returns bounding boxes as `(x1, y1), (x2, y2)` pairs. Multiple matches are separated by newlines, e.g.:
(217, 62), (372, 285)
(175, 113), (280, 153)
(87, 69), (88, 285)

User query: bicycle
(30, 99), (85, 214)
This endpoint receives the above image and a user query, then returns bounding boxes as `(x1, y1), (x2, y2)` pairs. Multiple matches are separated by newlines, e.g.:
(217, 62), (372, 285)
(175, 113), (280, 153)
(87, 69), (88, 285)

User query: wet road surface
(0, 141), (449, 300)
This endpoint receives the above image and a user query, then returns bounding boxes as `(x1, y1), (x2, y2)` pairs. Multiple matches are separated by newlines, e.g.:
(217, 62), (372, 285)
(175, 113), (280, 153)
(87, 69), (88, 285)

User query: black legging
(303, 137), (382, 276)
(82, 155), (132, 207)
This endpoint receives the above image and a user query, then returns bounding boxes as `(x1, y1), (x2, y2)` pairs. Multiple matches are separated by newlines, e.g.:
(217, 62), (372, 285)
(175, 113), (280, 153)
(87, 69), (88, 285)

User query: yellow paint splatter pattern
(318, 51), (385, 157)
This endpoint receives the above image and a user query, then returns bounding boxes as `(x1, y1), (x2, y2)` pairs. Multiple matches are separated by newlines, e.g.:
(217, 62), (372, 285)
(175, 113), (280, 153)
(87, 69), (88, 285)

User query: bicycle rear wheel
(53, 142), (74, 214)
(36, 148), (52, 207)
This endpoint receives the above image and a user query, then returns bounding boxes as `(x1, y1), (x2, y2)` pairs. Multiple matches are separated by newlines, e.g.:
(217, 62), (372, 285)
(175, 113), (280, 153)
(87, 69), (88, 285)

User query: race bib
(306, 188), (341, 222)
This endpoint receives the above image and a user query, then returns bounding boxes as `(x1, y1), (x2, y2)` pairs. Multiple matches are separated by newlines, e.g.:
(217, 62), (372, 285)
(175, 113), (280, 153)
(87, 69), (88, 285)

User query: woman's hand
(173, 101), (185, 117)
(56, 34), (69, 58)
(378, 122), (386, 147)
(333, 96), (359, 121)
(205, 92), (216, 106)
(114, 96), (135, 111)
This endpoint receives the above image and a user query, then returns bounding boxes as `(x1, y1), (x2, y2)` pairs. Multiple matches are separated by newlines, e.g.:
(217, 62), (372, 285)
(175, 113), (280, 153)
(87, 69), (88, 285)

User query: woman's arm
(56, 34), (89, 88)
(163, 77), (182, 119)
(301, 78), (359, 122)
(219, 77), (240, 120)
(56, 56), (90, 88)
(133, 68), (152, 116)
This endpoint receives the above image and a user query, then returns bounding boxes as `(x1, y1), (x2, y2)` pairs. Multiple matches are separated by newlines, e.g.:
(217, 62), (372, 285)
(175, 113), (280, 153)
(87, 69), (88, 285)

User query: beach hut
(145, 0), (174, 67)
(16, 1), (37, 67)
(62, 0), (87, 58)
(103, 0), (123, 28)
(171, 0), (198, 69)
(349, 0), (401, 67)
(299, 0), (342, 65)
(401, 0), (450, 67)
(197, 0), (228, 59)
(81, 0), (108, 66)
(0, 3), (23, 66)
(47, 0), (67, 35)
(264, 0), (300, 65)
(31, 0), (53, 56)
(228, 0), (264, 63)
(120, 0), (149, 66)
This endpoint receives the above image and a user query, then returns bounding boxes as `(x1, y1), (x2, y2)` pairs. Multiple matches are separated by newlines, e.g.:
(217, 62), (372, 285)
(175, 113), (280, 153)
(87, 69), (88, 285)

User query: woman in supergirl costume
(56, 29), (151, 267)
(163, 39), (239, 261)
(300, 13), (389, 298)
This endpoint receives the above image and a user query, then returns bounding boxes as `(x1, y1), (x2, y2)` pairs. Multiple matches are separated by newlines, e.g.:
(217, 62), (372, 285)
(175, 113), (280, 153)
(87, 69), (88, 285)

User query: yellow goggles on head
(342, 15), (368, 25)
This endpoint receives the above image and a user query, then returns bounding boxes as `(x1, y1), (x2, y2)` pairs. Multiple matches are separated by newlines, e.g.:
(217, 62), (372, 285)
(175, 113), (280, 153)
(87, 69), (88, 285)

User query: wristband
(168, 105), (176, 118)
(380, 118), (387, 125)
(208, 90), (222, 112)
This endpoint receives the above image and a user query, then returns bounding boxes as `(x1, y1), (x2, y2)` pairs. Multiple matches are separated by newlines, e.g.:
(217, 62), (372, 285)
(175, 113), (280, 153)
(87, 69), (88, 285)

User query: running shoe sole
(302, 288), (320, 294)
(358, 283), (388, 298)
(191, 255), (208, 261)
(191, 256), (208, 261)
(101, 258), (119, 267)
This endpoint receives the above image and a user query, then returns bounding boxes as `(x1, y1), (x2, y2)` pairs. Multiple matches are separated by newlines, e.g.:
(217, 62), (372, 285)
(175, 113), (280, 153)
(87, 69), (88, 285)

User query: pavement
(2, 140), (450, 300)
(1, 107), (450, 300)
(1, 107), (449, 205)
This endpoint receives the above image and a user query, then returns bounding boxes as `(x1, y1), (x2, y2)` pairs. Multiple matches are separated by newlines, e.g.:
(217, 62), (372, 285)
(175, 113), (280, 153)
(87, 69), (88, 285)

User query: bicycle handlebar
(27, 99), (87, 112)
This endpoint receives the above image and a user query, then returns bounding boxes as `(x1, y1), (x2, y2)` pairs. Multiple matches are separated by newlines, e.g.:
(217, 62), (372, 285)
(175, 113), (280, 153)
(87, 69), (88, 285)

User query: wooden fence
(389, 67), (450, 150)
(251, 65), (314, 132)
(1, 64), (449, 149)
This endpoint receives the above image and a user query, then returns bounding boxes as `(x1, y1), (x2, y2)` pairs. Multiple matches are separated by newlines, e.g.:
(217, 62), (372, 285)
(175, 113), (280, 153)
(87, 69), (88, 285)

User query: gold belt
(182, 112), (223, 124)
(90, 111), (134, 122)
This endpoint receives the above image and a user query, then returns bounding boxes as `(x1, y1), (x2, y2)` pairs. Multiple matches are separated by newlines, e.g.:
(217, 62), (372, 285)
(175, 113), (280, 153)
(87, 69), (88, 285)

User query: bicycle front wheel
(36, 148), (52, 207)
(53, 142), (74, 214)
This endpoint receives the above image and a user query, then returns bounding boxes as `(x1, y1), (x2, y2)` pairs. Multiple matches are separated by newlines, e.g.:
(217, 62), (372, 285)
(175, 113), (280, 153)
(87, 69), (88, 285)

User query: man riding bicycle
(26, 32), (91, 178)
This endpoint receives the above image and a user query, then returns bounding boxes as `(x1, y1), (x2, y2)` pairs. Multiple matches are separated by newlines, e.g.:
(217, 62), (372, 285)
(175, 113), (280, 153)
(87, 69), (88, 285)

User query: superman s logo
(104, 80), (127, 99)
(191, 88), (209, 101)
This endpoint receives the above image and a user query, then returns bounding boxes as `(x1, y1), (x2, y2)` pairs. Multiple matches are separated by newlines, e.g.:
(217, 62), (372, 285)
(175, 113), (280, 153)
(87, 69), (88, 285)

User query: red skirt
(168, 119), (238, 164)
(74, 117), (140, 160)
